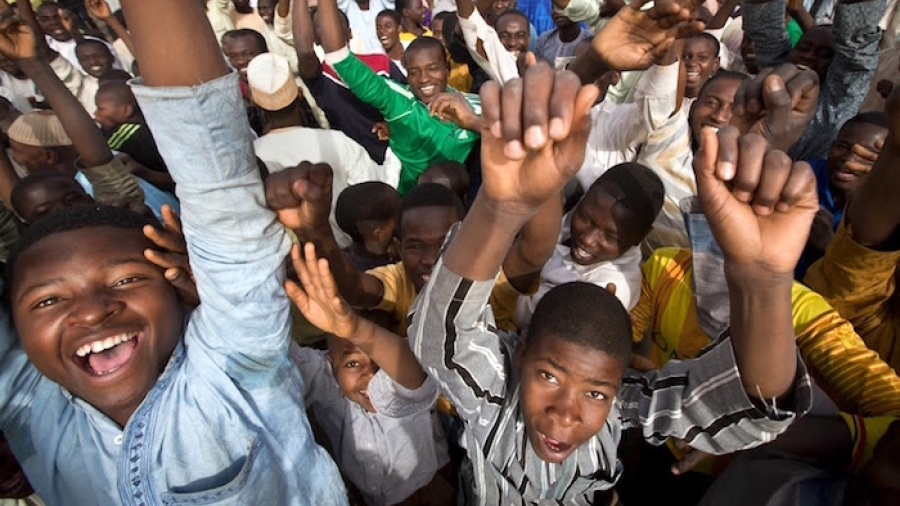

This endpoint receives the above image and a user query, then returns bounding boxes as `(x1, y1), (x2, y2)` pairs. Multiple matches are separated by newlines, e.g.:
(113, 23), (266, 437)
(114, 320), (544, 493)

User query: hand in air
(693, 126), (818, 278)
(85, 0), (113, 21)
(143, 204), (199, 306)
(592, 0), (705, 71)
(0, 15), (38, 61)
(731, 63), (819, 152)
(285, 242), (359, 339)
(478, 62), (598, 211)
(264, 161), (334, 234)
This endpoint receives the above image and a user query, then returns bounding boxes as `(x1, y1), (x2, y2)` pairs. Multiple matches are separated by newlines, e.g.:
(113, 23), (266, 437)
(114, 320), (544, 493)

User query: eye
(539, 371), (558, 385)
(345, 360), (360, 368)
(113, 276), (142, 288)
(34, 296), (61, 309)
(586, 391), (607, 401)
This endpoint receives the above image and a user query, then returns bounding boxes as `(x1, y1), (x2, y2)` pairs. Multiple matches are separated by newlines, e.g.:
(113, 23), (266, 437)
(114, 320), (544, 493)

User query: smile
(74, 331), (140, 377)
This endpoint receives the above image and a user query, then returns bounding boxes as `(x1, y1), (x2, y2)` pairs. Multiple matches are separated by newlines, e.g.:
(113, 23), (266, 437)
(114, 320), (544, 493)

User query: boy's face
(377, 15), (401, 52)
(405, 46), (449, 105)
(37, 5), (71, 42)
(11, 226), (184, 426)
(490, 0), (513, 18)
(551, 12), (575, 28)
(741, 34), (759, 75)
(788, 26), (833, 81)
(327, 337), (377, 412)
(16, 177), (93, 224)
(432, 18), (445, 43)
(398, 205), (458, 291)
(9, 140), (55, 174)
(517, 333), (624, 463)
(94, 93), (133, 132)
(569, 188), (644, 265)
(682, 38), (719, 99)
(827, 122), (887, 197)
(76, 43), (115, 79)
(257, 0), (276, 24)
(496, 15), (530, 58)
(222, 35), (264, 81)
(688, 77), (742, 145)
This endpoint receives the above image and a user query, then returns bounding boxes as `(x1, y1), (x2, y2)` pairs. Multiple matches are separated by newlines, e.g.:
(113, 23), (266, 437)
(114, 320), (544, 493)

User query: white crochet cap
(247, 53), (299, 111)
(8, 111), (73, 147)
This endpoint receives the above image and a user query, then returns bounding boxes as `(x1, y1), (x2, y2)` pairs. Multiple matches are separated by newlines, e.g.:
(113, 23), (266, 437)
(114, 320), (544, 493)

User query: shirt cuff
(323, 46), (351, 66)
(368, 370), (440, 418)
(634, 61), (679, 98)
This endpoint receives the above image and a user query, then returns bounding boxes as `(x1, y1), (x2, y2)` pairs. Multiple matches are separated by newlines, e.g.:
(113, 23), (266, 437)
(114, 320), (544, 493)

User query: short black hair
(75, 39), (111, 55)
(377, 9), (401, 25)
(335, 182), (400, 243)
(98, 68), (133, 84)
(432, 10), (455, 25)
(6, 205), (158, 293)
(528, 282), (632, 366)
(843, 111), (890, 131)
(419, 161), (470, 200)
(399, 182), (465, 233)
(697, 70), (749, 98)
(396, 0), (418, 14)
(405, 36), (446, 61)
(433, 12), (458, 46)
(587, 163), (664, 237)
(685, 32), (720, 58)
(495, 8), (529, 28)
(222, 29), (268, 53)
(96, 79), (138, 108)
(9, 172), (87, 219)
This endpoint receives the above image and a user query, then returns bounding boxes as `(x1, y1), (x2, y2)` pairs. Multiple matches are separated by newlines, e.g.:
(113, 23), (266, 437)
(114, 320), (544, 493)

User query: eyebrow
(540, 357), (618, 388)
(16, 257), (153, 305)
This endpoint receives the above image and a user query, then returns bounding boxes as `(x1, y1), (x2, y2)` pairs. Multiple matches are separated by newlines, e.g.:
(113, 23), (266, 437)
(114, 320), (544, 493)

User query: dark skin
(826, 121), (886, 205)
(376, 14), (403, 60)
(222, 33), (265, 81)
(787, 25), (833, 82)
(399, 0), (426, 37)
(13, 174), (93, 224)
(35, 3), (70, 42)
(75, 41), (114, 79)
(11, 227), (185, 428)
(568, 186), (645, 265)
(551, 12), (581, 43)
(681, 36), (719, 99)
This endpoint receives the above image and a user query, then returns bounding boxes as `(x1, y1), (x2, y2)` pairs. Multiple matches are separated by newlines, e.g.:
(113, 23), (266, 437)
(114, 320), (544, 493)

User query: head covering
(8, 111), (72, 147)
(247, 53), (298, 111)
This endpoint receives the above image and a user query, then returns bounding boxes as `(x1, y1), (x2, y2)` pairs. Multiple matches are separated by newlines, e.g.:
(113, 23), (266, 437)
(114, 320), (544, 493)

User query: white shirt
(253, 126), (400, 247)
(514, 211), (643, 330)
(457, 9), (519, 84)
(48, 55), (98, 117)
(289, 344), (448, 506)
(576, 61), (680, 191)
(45, 35), (127, 75)
(0, 71), (41, 113)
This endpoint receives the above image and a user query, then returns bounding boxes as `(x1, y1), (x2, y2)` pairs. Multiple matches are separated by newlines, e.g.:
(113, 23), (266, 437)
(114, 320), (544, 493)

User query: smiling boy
(0, 0), (345, 503)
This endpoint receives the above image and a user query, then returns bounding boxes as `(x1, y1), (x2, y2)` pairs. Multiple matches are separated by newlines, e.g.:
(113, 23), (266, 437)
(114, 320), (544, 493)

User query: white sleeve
(457, 9), (519, 84)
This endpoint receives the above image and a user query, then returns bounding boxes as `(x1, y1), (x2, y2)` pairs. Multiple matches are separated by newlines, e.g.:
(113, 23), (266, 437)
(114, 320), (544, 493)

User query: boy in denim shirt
(0, 0), (346, 503)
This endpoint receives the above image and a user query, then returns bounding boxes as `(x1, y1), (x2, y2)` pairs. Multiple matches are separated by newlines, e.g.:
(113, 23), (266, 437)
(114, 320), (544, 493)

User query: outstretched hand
(264, 162), (334, 234)
(731, 63), (819, 152)
(693, 126), (818, 277)
(142, 204), (199, 306)
(285, 242), (359, 339)
(85, 0), (113, 20)
(0, 16), (38, 61)
(592, 0), (704, 71)
(479, 62), (599, 210)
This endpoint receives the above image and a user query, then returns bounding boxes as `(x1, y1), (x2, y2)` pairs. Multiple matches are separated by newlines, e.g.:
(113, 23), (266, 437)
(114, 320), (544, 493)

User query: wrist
(724, 263), (793, 294)
(478, 192), (544, 223)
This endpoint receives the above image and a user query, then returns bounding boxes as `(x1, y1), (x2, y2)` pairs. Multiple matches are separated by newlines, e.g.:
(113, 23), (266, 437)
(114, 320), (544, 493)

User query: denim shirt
(0, 73), (347, 505)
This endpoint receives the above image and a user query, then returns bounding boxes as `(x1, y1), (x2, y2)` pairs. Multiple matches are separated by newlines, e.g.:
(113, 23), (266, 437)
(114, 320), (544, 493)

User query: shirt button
(114, 435), (124, 446)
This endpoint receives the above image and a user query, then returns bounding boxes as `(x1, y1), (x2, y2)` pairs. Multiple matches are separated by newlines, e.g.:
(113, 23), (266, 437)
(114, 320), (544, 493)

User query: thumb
(693, 126), (734, 213)
(671, 446), (709, 475)
(166, 268), (200, 307)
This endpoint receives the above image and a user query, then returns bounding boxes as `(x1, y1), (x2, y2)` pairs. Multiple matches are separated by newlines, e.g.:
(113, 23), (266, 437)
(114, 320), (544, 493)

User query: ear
(515, 339), (528, 373)
(712, 57), (720, 72)
(43, 148), (59, 165)
(123, 104), (135, 119)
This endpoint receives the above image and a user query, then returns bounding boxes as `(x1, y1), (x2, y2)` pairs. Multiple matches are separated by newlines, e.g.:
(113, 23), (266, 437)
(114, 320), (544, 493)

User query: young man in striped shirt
(408, 19), (816, 504)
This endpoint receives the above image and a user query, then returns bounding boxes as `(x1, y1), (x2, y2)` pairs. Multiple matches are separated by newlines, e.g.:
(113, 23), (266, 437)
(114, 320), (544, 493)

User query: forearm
(302, 224), (384, 307)
(443, 192), (537, 281)
(292, 0), (321, 79)
(569, 46), (611, 86)
(846, 142), (900, 247)
(458, 0), (476, 18)
(17, 58), (112, 167)
(726, 267), (796, 400)
(318, 0), (348, 53)
(348, 317), (426, 389)
(741, 0), (792, 67)
(0, 148), (19, 208)
(503, 194), (561, 285)
(80, 157), (144, 208)
(278, 0), (291, 17)
(789, 5), (816, 31)
(120, 0), (228, 87)
(105, 16), (136, 57)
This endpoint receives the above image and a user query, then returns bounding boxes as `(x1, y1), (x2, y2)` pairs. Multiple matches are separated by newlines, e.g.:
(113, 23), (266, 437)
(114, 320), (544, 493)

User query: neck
(558, 24), (580, 42)
(401, 18), (421, 34)
(264, 107), (305, 132)
(386, 44), (403, 59)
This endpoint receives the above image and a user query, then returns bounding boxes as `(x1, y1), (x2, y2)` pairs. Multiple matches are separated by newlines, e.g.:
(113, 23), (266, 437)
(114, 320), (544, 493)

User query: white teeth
(572, 246), (591, 261)
(75, 332), (137, 358)
(421, 85), (435, 94)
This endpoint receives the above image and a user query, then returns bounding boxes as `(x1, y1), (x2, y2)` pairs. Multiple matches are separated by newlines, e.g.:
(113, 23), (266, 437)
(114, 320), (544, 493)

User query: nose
(580, 228), (601, 248)
(66, 292), (123, 327)
(711, 105), (732, 125)
(547, 390), (581, 427)
(421, 245), (441, 269)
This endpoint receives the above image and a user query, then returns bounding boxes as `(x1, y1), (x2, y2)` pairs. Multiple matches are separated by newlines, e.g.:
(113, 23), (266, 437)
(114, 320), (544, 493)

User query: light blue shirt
(74, 170), (181, 224)
(0, 72), (347, 505)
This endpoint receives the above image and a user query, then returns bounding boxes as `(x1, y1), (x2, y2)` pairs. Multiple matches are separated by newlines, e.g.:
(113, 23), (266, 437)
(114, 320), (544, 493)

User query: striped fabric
(632, 247), (900, 418)
(409, 249), (811, 505)
(107, 123), (141, 151)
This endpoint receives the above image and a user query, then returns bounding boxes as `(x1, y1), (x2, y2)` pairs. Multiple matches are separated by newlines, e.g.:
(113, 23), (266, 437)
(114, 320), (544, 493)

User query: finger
(501, 77), (526, 159)
(521, 62), (554, 150)
(782, 68), (817, 107)
(160, 204), (184, 235)
(292, 243), (313, 292)
(143, 224), (186, 254)
(850, 142), (880, 162)
(555, 82), (600, 171)
(670, 19), (705, 39)
(605, 282), (617, 296)
(775, 161), (816, 213)
(731, 133), (768, 203)
(752, 149), (792, 215)
(546, 69), (581, 141)
(843, 159), (875, 175)
(693, 125), (720, 196)
(715, 126), (740, 181)
(743, 67), (772, 115)
(284, 279), (310, 311)
(144, 248), (192, 275)
(480, 80), (502, 138)
(761, 74), (791, 134)
(165, 268), (200, 307)
(671, 448), (709, 475)
(302, 242), (324, 298)
(315, 256), (339, 303)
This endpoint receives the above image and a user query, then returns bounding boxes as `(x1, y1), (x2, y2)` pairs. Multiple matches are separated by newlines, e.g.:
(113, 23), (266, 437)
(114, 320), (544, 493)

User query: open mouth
(685, 69), (700, 82)
(74, 331), (140, 377)
(419, 84), (436, 96)
(571, 244), (592, 262)
(538, 432), (572, 458)
(833, 168), (859, 182)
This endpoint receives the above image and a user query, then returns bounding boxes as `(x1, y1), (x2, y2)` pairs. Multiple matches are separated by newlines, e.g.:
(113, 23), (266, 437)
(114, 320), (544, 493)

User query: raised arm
(741, 0), (792, 68)
(264, 163), (387, 309)
(287, 242), (426, 390)
(456, 0), (519, 84)
(291, 0), (322, 80)
(85, 0), (136, 58)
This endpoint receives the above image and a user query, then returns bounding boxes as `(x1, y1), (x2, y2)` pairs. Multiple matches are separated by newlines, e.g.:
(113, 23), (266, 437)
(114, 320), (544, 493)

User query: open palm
(285, 243), (358, 339)
(0, 18), (37, 61)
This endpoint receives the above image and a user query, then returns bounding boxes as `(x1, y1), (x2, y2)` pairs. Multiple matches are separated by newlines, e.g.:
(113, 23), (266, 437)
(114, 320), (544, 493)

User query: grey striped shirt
(409, 253), (812, 505)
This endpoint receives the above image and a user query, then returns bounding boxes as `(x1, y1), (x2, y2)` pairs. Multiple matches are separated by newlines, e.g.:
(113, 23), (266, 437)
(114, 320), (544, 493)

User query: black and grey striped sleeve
(408, 255), (511, 431)
(616, 336), (812, 455)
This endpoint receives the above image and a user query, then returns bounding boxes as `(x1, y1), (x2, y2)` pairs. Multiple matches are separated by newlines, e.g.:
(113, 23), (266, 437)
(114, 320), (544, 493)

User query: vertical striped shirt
(409, 249), (812, 505)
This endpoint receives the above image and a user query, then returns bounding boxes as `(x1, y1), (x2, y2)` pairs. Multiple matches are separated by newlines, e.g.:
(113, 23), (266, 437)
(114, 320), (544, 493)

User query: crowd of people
(0, 0), (898, 504)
